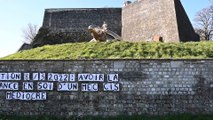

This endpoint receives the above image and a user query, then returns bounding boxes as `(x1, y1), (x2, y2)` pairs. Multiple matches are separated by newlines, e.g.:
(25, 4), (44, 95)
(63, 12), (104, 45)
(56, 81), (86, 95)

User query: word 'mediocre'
(6, 92), (46, 100)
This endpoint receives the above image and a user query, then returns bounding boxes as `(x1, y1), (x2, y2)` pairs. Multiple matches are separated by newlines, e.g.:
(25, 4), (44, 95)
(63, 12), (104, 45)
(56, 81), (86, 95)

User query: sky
(0, 0), (211, 58)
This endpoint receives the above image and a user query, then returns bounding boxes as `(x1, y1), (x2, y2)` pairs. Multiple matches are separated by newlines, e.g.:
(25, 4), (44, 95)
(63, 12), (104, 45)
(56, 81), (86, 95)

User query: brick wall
(0, 59), (212, 117)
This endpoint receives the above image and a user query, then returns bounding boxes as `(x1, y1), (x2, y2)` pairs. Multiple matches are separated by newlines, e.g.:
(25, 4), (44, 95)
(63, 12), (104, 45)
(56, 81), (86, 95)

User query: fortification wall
(42, 8), (122, 42)
(0, 59), (212, 117)
(122, 0), (199, 42)
(122, 0), (179, 42)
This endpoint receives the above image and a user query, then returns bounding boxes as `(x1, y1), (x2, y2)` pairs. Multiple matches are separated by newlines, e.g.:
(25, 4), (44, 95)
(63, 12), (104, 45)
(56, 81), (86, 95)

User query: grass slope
(2, 41), (213, 60)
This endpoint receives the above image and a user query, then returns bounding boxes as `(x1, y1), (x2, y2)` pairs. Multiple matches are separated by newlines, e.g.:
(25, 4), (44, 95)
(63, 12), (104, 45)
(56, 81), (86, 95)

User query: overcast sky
(0, 0), (211, 58)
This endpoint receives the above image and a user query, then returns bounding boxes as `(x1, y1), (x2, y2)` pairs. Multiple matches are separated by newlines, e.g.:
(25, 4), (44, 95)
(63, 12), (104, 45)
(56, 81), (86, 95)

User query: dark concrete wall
(0, 59), (212, 117)
(122, 0), (199, 42)
(42, 8), (122, 42)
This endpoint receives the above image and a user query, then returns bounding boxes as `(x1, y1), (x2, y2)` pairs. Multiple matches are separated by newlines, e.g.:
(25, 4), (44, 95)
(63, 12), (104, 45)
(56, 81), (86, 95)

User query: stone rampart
(42, 8), (122, 42)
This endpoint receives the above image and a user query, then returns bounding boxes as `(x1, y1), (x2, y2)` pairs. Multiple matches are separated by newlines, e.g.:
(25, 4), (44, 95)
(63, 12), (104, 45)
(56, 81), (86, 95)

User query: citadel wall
(42, 8), (122, 42)
(38, 0), (199, 45)
(122, 0), (199, 42)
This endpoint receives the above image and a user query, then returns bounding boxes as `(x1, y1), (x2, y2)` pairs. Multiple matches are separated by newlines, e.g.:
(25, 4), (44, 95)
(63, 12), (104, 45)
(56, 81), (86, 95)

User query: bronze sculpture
(88, 22), (122, 42)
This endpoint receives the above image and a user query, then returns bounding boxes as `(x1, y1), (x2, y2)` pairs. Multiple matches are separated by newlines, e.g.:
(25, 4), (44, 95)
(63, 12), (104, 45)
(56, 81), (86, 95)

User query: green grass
(2, 41), (213, 60)
(0, 114), (212, 120)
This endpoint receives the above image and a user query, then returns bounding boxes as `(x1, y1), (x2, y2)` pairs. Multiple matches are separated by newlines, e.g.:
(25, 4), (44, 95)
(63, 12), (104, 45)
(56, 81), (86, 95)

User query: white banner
(57, 83), (78, 91)
(6, 92), (47, 100)
(78, 74), (104, 82)
(48, 73), (75, 82)
(103, 83), (120, 91)
(81, 83), (98, 91)
(37, 82), (53, 90)
(107, 74), (119, 82)
(33, 73), (46, 81)
(23, 82), (34, 90)
(0, 73), (21, 80)
(23, 73), (30, 80)
(0, 82), (19, 90)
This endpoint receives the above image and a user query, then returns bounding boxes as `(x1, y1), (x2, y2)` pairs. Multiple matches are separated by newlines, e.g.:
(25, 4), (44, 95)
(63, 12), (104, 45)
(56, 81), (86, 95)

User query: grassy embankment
(2, 41), (213, 60)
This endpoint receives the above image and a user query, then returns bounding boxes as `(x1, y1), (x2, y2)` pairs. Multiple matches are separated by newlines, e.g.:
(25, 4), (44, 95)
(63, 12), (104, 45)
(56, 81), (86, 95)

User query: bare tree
(194, 4), (213, 40)
(22, 23), (38, 44)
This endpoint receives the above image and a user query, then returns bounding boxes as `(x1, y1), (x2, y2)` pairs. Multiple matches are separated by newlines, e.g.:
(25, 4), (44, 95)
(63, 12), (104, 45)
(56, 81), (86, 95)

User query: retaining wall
(0, 59), (212, 116)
